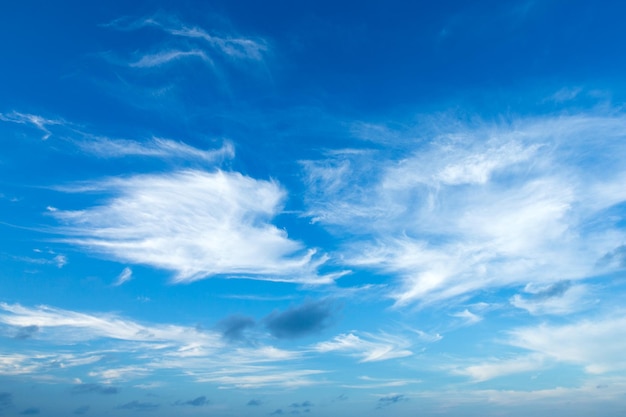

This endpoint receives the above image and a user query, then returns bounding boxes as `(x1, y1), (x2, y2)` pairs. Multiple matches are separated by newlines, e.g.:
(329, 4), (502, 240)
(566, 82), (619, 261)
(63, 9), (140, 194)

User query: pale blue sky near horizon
(2, 1), (626, 416)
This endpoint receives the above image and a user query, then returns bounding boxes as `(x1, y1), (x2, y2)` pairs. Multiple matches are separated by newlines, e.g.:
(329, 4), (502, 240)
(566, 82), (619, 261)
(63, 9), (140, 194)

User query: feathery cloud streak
(303, 113), (626, 305)
(51, 170), (334, 283)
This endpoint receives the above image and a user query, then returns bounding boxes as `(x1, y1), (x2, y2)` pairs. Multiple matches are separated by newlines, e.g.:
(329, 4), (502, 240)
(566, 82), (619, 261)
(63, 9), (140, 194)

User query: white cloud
(510, 282), (594, 315)
(113, 267), (133, 286)
(313, 332), (412, 362)
(76, 136), (234, 162)
(303, 113), (626, 306)
(52, 170), (335, 284)
(452, 354), (545, 382)
(105, 14), (268, 61)
(0, 303), (324, 388)
(129, 49), (212, 67)
(0, 111), (64, 140)
(507, 314), (626, 374)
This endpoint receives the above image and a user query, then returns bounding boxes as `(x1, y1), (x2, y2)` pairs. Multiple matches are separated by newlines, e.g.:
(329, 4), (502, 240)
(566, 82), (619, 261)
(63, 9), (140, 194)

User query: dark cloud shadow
(20, 408), (40, 415)
(173, 396), (209, 407)
(247, 399), (263, 406)
(216, 315), (256, 342)
(264, 300), (335, 339)
(14, 325), (39, 340)
(116, 401), (159, 411)
(71, 383), (119, 395)
(376, 394), (407, 409)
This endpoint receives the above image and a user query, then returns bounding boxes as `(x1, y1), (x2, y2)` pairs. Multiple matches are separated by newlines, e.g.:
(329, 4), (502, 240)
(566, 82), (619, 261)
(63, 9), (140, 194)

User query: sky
(1, 0), (626, 416)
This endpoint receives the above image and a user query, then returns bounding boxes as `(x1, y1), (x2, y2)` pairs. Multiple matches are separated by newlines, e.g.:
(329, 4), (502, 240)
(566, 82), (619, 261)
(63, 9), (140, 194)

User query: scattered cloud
(313, 332), (412, 362)
(174, 396), (209, 407)
(247, 399), (262, 406)
(290, 401), (312, 408)
(265, 300), (334, 339)
(19, 408), (40, 415)
(71, 383), (119, 395)
(52, 170), (337, 284)
(116, 400), (159, 411)
(113, 267), (133, 287)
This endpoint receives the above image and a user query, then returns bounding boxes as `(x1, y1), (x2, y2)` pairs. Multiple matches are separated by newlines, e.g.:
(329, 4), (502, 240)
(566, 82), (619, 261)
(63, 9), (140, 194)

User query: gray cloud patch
(174, 396), (209, 407)
(531, 280), (571, 300)
(71, 383), (119, 395)
(20, 408), (40, 415)
(599, 245), (626, 268)
(117, 401), (159, 411)
(14, 325), (39, 340)
(74, 405), (90, 415)
(376, 394), (407, 409)
(290, 401), (313, 408)
(247, 399), (262, 406)
(217, 315), (255, 342)
(265, 300), (334, 339)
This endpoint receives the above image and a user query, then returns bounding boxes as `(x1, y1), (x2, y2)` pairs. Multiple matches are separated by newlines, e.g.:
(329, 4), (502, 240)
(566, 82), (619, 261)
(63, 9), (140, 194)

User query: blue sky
(2, 1), (626, 416)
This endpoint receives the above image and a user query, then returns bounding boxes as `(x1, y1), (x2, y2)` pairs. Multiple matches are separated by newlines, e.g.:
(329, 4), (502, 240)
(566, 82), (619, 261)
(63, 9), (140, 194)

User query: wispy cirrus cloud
(109, 14), (267, 59)
(0, 302), (325, 389)
(112, 267), (133, 286)
(76, 136), (234, 162)
(0, 111), (64, 140)
(303, 112), (626, 306)
(313, 332), (412, 362)
(51, 170), (339, 284)
(129, 49), (212, 68)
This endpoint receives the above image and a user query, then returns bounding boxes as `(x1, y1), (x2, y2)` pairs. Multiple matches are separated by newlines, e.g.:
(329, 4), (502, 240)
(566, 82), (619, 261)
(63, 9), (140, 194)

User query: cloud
(73, 405), (90, 415)
(270, 409), (284, 415)
(52, 170), (338, 284)
(174, 396), (209, 406)
(303, 113), (626, 306)
(313, 332), (412, 362)
(453, 354), (545, 382)
(129, 49), (212, 68)
(117, 401), (159, 411)
(71, 383), (119, 395)
(510, 281), (592, 315)
(75, 137), (234, 162)
(376, 394), (407, 408)
(0, 302), (325, 389)
(0, 111), (64, 140)
(217, 315), (256, 342)
(113, 267), (133, 287)
(0, 302), (222, 345)
(104, 14), (268, 61)
(507, 314), (626, 374)
(451, 309), (482, 325)
(13, 325), (39, 340)
(265, 300), (334, 339)
(290, 401), (313, 408)
(19, 408), (40, 415)
(247, 399), (262, 406)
